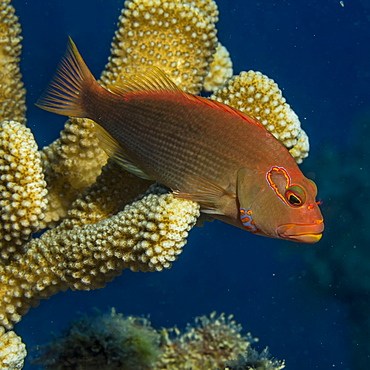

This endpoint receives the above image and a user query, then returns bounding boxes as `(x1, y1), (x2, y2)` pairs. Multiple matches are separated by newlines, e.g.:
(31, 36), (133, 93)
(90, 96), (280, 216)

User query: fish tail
(36, 37), (99, 118)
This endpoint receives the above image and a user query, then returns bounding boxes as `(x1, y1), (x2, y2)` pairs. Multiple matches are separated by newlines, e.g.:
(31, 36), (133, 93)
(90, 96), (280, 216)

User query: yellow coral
(100, 0), (218, 94)
(0, 178), (199, 329)
(40, 118), (108, 227)
(0, 0), (25, 125)
(203, 42), (233, 92)
(0, 327), (26, 370)
(211, 70), (309, 163)
(0, 121), (47, 259)
(185, 0), (219, 22)
(59, 160), (152, 228)
(289, 129), (309, 163)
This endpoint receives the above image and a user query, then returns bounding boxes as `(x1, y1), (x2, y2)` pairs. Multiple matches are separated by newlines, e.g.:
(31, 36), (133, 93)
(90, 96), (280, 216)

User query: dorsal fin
(108, 67), (184, 97)
(187, 95), (267, 130)
(109, 67), (267, 131)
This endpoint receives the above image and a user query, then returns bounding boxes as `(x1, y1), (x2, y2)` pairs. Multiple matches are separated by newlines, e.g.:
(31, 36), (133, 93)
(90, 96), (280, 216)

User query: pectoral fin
(236, 167), (260, 206)
(94, 123), (153, 180)
(173, 175), (235, 215)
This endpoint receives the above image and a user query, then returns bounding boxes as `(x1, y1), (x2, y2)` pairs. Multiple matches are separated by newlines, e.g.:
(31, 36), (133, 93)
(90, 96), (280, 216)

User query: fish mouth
(277, 220), (324, 243)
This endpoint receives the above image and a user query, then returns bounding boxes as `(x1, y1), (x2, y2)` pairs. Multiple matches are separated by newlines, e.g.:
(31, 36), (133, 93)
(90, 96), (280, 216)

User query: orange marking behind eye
(307, 204), (315, 210)
(266, 166), (291, 206)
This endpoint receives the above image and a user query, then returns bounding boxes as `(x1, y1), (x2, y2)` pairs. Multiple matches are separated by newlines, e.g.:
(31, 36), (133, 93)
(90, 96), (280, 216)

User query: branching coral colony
(0, 0), (309, 367)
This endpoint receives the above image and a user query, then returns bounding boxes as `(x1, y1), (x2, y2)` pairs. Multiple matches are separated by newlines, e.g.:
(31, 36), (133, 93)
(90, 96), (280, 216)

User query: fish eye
(285, 185), (306, 207)
(287, 192), (302, 206)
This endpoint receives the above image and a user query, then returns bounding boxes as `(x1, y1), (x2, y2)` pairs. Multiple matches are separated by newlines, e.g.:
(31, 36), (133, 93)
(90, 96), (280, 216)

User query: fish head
(237, 166), (324, 243)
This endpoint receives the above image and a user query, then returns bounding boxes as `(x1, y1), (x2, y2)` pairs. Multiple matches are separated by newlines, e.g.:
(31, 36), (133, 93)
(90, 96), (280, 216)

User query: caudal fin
(36, 37), (97, 118)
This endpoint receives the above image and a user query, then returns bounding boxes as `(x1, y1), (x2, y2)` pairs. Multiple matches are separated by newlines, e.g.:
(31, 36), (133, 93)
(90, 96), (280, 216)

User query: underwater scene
(0, 0), (369, 368)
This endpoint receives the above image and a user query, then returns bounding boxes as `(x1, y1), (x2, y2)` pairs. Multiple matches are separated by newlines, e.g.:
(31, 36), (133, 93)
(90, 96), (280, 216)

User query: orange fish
(36, 38), (324, 243)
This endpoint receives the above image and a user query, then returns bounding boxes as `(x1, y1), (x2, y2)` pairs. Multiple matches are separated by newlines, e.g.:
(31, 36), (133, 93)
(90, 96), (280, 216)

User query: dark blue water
(11, 0), (370, 368)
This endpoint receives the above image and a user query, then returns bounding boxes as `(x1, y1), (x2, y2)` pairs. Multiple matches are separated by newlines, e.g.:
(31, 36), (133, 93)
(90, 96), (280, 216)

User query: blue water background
(11, 0), (369, 368)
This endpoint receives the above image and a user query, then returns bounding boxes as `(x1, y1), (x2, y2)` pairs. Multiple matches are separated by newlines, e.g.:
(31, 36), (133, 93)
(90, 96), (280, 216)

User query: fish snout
(277, 220), (324, 243)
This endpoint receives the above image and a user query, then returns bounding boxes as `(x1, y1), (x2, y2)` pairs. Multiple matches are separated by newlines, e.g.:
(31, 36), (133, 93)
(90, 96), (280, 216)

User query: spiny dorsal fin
(108, 67), (183, 97)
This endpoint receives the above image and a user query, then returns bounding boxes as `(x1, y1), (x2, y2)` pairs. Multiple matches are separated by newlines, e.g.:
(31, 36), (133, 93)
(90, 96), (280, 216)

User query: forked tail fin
(36, 37), (98, 118)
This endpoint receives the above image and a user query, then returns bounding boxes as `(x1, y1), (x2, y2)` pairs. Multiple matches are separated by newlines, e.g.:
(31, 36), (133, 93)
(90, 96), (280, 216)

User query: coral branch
(0, 121), (47, 260)
(211, 71), (309, 163)
(0, 326), (26, 369)
(0, 0), (25, 124)
(0, 177), (199, 329)
(100, 0), (219, 94)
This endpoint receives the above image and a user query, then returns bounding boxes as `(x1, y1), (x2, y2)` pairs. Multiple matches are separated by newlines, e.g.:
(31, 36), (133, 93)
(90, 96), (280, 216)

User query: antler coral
(0, 169), (199, 330)
(0, 121), (47, 260)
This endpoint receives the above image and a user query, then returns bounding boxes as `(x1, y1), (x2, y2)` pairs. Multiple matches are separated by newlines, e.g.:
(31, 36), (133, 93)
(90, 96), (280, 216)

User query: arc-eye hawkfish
(36, 37), (324, 243)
